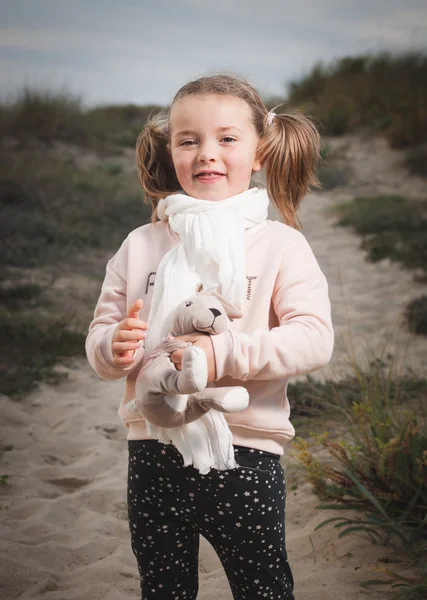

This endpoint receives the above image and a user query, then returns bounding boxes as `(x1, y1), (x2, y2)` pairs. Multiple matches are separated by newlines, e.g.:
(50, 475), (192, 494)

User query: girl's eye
(181, 140), (196, 147)
(221, 136), (236, 143)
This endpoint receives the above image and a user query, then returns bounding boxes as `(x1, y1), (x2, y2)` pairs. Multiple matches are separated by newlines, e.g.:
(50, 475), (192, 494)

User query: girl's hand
(112, 299), (149, 366)
(170, 333), (216, 382)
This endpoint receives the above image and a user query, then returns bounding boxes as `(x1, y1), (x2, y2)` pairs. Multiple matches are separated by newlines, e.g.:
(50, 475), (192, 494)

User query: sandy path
(0, 362), (399, 600)
(297, 192), (427, 378)
(2, 179), (424, 598)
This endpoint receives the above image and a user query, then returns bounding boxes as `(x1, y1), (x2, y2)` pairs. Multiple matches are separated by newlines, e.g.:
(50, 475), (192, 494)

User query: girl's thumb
(129, 298), (144, 318)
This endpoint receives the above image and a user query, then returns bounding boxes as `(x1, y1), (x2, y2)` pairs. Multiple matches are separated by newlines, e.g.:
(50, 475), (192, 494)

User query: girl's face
(169, 94), (261, 201)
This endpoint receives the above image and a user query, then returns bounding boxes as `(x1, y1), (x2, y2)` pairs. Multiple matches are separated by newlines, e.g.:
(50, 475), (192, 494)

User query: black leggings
(128, 439), (295, 600)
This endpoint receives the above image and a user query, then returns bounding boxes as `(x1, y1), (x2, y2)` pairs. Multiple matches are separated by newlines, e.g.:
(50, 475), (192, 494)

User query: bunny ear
(210, 290), (243, 319)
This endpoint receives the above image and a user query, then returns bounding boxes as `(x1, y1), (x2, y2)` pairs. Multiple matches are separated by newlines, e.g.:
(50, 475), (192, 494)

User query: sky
(1, 0), (426, 107)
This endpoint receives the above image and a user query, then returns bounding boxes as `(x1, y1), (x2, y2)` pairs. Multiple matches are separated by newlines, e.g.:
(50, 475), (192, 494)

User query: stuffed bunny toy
(129, 292), (250, 427)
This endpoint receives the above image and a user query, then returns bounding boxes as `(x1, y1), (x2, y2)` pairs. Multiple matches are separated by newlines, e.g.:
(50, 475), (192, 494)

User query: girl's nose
(197, 141), (218, 162)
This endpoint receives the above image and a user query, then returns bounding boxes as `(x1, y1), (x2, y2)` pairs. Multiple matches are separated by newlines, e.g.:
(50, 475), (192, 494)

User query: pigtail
(136, 111), (180, 222)
(257, 112), (321, 229)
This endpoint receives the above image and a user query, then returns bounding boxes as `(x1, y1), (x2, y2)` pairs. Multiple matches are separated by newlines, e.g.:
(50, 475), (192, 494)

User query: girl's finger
(113, 355), (136, 366)
(116, 330), (147, 342)
(128, 298), (144, 320)
(124, 318), (149, 331)
(112, 341), (140, 353)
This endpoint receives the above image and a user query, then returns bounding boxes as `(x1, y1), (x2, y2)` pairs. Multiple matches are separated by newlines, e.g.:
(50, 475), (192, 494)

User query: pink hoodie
(86, 218), (333, 455)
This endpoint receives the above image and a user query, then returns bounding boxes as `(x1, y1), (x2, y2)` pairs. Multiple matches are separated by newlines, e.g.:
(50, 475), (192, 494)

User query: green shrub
(330, 195), (427, 281)
(406, 144), (427, 178)
(0, 283), (45, 309)
(288, 52), (427, 147)
(0, 150), (151, 269)
(404, 296), (427, 336)
(0, 314), (86, 398)
(0, 87), (164, 148)
(100, 162), (123, 176)
(318, 164), (350, 190)
(289, 358), (427, 417)
(85, 103), (163, 146)
(292, 355), (427, 597)
(0, 87), (90, 145)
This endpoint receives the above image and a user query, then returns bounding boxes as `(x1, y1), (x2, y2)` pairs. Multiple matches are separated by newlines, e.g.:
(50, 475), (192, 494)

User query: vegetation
(404, 296), (427, 337)
(0, 149), (150, 272)
(0, 87), (88, 145)
(317, 163), (350, 191)
(0, 315), (86, 399)
(0, 144), (151, 395)
(0, 91), (154, 396)
(288, 52), (427, 148)
(0, 87), (162, 148)
(329, 195), (427, 338)
(292, 356), (427, 598)
(405, 144), (427, 178)
(330, 195), (427, 282)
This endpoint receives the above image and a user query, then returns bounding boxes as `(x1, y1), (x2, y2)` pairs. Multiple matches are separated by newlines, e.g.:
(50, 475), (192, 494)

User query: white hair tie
(266, 111), (277, 126)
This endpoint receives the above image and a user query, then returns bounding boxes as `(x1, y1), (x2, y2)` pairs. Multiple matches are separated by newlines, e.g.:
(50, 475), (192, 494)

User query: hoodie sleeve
(85, 244), (144, 380)
(211, 231), (334, 381)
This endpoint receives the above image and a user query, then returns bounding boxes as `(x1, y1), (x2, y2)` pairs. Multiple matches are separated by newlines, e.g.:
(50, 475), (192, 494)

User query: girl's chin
(183, 183), (248, 201)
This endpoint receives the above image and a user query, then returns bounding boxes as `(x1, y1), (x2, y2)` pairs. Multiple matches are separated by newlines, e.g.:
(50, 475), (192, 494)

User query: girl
(86, 74), (334, 600)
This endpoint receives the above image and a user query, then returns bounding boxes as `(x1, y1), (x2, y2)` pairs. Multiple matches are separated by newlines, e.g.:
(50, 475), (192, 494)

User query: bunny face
(168, 290), (243, 337)
(169, 294), (230, 337)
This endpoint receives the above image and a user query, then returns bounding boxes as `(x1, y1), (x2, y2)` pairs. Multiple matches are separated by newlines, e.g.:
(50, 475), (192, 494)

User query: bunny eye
(185, 301), (193, 307)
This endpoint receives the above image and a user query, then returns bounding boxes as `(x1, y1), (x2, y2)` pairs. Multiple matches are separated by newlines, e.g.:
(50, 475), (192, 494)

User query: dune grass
(0, 314), (86, 399)
(405, 144), (427, 178)
(288, 52), (427, 149)
(329, 194), (427, 337)
(291, 354), (427, 599)
(0, 139), (151, 397)
(0, 86), (162, 148)
(329, 195), (427, 281)
(0, 148), (150, 271)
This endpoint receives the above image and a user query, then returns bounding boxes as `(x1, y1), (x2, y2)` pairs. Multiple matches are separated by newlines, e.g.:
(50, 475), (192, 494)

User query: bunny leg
(139, 348), (207, 398)
(147, 347), (207, 396)
(189, 387), (250, 413)
(172, 346), (208, 394)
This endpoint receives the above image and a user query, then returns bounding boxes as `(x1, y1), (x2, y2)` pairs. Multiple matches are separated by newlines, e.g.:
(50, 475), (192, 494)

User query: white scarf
(144, 186), (269, 474)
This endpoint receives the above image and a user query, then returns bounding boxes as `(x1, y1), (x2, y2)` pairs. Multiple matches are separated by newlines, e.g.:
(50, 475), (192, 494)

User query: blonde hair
(136, 74), (320, 228)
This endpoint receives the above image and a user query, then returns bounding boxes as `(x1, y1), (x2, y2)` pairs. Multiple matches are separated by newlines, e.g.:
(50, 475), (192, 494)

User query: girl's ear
(253, 143), (263, 172)
(252, 157), (262, 172)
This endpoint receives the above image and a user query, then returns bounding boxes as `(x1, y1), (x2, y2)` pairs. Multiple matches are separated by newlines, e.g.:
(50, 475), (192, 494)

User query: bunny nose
(209, 308), (221, 317)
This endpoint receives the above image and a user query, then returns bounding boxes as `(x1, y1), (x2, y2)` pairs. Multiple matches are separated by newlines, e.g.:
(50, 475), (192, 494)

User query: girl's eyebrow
(174, 130), (196, 137)
(218, 126), (244, 133)
(174, 126), (244, 137)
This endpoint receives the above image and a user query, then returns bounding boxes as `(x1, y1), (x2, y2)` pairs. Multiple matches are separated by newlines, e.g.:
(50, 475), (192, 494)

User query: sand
(0, 363), (401, 600)
(1, 135), (425, 599)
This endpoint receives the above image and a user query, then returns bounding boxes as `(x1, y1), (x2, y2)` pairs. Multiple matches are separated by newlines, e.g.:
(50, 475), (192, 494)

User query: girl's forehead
(169, 94), (253, 130)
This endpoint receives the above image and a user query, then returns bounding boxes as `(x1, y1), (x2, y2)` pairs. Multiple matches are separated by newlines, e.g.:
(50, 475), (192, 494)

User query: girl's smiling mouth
(194, 171), (225, 183)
